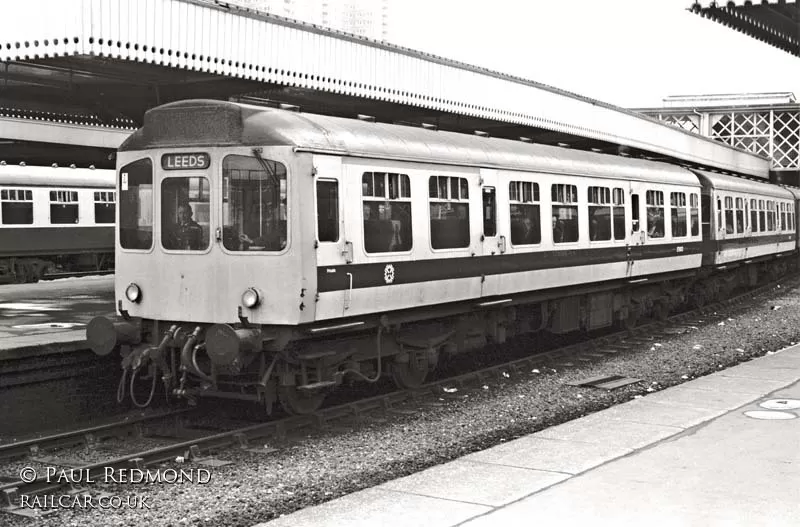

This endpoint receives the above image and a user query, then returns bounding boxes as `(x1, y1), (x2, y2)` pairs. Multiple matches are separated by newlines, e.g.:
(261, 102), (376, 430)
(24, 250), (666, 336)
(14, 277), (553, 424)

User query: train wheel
(277, 385), (325, 415)
(652, 300), (669, 321)
(390, 351), (429, 389)
(622, 307), (639, 331)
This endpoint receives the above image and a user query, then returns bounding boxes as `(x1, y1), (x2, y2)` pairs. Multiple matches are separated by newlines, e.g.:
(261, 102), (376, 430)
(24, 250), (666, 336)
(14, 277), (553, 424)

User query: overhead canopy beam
(688, 1), (800, 58)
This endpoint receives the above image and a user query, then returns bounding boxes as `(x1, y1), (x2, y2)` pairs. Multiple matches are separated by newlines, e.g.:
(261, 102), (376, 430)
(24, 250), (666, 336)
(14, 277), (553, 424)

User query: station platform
(258, 345), (800, 527)
(0, 276), (114, 359)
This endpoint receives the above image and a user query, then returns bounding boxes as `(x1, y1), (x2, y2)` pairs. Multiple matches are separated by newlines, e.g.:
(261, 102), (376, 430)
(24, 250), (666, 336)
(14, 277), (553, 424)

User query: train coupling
(86, 316), (142, 356)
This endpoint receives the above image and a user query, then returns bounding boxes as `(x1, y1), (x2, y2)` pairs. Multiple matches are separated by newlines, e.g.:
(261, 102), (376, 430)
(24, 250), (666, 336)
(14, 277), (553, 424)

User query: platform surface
(257, 345), (800, 527)
(0, 276), (114, 357)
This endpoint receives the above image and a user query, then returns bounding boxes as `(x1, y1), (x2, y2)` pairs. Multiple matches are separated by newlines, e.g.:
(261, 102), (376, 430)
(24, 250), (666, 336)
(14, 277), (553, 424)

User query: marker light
(242, 288), (260, 308)
(125, 283), (142, 303)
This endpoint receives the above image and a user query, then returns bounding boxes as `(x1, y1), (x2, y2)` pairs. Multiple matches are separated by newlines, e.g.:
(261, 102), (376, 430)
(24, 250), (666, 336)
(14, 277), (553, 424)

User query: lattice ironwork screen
(655, 109), (800, 170)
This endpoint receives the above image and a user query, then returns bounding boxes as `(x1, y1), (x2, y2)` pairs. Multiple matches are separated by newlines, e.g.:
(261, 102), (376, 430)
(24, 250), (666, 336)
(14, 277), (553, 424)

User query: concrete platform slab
(716, 363), (800, 383)
(534, 415), (682, 449)
(685, 372), (791, 395)
(378, 459), (569, 507)
(261, 488), (490, 527)
(460, 384), (800, 527)
(637, 384), (759, 410)
(589, 397), (725, 429)
(462, 436), (632, 475)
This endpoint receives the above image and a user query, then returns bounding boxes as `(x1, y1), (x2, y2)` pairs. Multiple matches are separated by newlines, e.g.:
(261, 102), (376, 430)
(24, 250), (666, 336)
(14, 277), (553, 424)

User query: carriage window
(780, 203), (787, 231)
(724, 196), (734, 234)
(690, 194), (700, 236)
(632, 194), (640, 231)
(49, 190), (79, 224)
(0, 188), (33, 225)
(767, 201), (776, 231)
(735, 197), (744, 233)
(364, 172), (412, 253)
(790, 204), (795, 231)
(222, 155), (287, 252)
(482, 187), (496, 237)
(716, 197), (722, 230)
(119, 159), (153, 250)
(612, 188), (625, 240)
(161, 177), (210, 251)
(588, 186), (611, 241)
(429, 175), (469, 249)
(94, 191), (116, 224)
(758, 199), (766, 232)
(316, 180), (339, 242)
(750, 199), (758, 232)
(509, 181), (540, 245)
(671, 192), (687, 237)
(552, 184), (578, 243)
(646, 190), (664, 238)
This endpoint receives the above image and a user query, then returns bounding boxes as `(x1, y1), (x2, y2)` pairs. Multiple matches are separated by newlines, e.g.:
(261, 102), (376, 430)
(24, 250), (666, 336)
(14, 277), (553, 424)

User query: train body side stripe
(317, 241), (704, 292)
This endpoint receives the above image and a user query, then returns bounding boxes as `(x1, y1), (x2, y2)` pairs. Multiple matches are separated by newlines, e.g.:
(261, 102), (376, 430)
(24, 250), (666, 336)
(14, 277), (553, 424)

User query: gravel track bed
(4, 282), (800, 527)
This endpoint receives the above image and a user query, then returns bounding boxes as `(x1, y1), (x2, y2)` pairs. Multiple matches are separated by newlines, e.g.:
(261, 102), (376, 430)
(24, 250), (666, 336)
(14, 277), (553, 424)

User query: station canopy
(0, 0), (772, 177)
(689, 1), (800, 58)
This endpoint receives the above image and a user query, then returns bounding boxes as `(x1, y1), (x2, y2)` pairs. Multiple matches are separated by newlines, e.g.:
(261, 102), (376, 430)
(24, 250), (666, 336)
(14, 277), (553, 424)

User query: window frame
(428, 175), (470, 251)
(316, 179), (340, 243)
(0, 187), (34, 225)
(509, 180), (541, 247)
(362, 171), (413, 254)
(551, 183), (579, 244)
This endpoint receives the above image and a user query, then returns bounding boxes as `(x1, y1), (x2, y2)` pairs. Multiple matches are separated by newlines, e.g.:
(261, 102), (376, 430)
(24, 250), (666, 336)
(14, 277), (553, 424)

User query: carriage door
(313, 156), (348, 318)
(480, 169), (504, 297)
(628, 185), (644, 277)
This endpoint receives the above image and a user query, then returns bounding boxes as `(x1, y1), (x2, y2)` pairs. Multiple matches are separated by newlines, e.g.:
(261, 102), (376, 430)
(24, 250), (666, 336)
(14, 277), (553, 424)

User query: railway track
(0, 274), (794, 516)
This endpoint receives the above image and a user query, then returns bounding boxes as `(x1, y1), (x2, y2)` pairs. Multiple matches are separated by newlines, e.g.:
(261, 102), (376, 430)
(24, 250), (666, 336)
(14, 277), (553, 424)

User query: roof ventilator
(357, 114), (376, 122)
(474, 130), (489, 137)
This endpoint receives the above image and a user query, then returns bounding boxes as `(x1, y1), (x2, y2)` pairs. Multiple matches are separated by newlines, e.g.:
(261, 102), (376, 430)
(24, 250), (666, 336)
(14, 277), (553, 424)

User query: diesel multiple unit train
(86, 99), (800, 415)
(0, 164), (115, 283)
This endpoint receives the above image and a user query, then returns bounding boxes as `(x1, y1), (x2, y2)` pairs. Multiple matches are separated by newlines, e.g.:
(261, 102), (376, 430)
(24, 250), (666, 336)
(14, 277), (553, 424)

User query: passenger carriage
(691, 169), (797, 301)
(0, 164), (115, 283)
(87, 100), (792, 415)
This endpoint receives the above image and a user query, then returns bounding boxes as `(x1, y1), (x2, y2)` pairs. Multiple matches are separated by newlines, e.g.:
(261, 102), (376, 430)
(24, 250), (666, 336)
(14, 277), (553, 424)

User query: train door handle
(498, 235), (507, 254)
(344, 272), (353, 310)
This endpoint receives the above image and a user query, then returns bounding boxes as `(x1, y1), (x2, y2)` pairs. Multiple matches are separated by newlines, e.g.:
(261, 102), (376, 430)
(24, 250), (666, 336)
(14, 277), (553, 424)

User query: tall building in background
(232, 0), (391, 42)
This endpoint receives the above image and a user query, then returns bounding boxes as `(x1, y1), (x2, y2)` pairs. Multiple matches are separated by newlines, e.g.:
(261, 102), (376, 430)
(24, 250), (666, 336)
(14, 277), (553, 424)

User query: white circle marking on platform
(743, 410), (797, 420)
(759, 399), (800, 410)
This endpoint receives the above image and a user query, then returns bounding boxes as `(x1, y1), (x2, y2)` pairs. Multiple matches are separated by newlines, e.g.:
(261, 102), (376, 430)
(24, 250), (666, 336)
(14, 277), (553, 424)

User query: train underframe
(91, 256), (796, 416)
(0, 252), (114, 283)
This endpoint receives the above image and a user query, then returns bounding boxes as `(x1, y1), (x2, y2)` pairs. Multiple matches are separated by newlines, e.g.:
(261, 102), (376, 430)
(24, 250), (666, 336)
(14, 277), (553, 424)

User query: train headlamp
(242, 287), (260, 308)
(125, 283), (142, 303)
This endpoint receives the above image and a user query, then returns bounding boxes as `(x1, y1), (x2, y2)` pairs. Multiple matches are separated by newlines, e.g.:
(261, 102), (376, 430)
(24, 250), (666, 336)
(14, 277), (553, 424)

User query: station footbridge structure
(0, 0), (772, 177)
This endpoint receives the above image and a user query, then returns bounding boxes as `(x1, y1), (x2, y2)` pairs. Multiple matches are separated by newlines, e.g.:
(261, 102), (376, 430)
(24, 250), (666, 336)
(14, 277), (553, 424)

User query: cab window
(161, 177), (210, 251)
(119, 159), (154, 250)
(222, 155), (287, 252)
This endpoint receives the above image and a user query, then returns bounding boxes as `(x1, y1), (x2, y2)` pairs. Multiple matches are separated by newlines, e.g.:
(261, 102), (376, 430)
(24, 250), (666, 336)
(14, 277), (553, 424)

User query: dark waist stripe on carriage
(317, 241), (705, 292)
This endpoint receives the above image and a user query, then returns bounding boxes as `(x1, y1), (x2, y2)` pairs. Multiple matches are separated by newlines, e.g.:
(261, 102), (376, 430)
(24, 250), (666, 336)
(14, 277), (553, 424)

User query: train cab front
(87, 135), (313, 411)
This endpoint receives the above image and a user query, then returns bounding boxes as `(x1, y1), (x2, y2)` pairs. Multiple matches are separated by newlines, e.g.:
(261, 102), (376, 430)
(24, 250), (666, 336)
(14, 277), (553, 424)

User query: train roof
(0, 165), (115, 188)
(122, 100), (700, 187)
(691, 169), (793, 199)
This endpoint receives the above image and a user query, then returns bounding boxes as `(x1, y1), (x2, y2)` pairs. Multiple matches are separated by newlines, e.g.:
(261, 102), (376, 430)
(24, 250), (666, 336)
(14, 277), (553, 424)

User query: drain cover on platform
(12, 322), (86, 329)
(744, 410), (797, 420)
(759, 399), (800, 410)
(567, 375), (642, 390)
